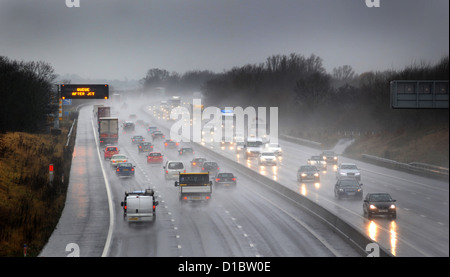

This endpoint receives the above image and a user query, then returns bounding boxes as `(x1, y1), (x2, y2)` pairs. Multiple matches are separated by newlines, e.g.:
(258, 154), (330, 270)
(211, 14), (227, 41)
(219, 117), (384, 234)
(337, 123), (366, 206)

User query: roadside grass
(0, 124), (75, 256)
(344, 126), (449, 168)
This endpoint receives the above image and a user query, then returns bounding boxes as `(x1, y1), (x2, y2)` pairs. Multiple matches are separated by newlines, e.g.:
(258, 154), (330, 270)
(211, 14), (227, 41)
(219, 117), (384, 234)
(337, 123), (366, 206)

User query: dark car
(138, 141), (153, 153)
(131, 135), (145, 144)
(297, 165), (320, 182)
(179, 147), (194, 156)
(363, 193), (397, 220)
(321, 150), (338, 164)
(147, 126), (158, 134)
(201, 161), (220, 175)
(116, 162), (135, 178)
(151, 130), (165, 141)
(190, 157), (207, 171)
(214, 172), (237, 187)
(334, 178), (363, 200)
(164, 139), (179, 149)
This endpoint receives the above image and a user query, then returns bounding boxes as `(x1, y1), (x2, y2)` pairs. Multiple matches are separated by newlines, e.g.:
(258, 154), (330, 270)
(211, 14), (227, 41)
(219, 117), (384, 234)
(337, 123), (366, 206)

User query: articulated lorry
(99, 117), (119, 146)
(174, 173), (212, 202)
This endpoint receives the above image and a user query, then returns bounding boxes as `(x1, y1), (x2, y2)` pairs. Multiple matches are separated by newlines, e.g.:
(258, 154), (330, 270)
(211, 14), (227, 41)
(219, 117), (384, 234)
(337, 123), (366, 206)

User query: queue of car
(297, 150), (396, 220)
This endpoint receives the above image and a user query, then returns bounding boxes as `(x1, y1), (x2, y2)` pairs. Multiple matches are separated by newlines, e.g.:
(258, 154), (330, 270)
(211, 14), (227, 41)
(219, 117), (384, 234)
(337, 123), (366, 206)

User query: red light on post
(49, 164), (54, 172)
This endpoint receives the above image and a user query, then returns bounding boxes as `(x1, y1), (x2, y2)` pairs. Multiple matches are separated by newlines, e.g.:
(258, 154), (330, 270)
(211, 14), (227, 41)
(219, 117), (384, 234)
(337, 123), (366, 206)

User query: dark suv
(363, 193), (397, 220)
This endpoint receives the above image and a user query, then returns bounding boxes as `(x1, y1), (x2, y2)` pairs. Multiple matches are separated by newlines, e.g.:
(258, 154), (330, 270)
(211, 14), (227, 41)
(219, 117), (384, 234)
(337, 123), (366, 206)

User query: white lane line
(91, 114), (115, 258)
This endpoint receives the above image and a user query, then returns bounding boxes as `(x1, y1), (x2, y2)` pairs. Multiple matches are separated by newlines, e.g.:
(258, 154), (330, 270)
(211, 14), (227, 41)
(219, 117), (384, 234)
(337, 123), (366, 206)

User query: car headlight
(390, 204), (396, 209)
(301, 173), (307, 177)
(339, 188), (344, 192)
(340, 172), (346, 176)
(314, 173), (319, 177)
(334, 157), (337, 160)
(355, 172), (360, 175)
(369, 204), (377, 209)
(323, 156), (326, 160)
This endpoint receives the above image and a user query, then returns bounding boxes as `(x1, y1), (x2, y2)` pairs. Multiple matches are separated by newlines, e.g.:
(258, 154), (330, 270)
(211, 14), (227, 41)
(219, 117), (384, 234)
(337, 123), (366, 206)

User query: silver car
(336, 163), (361, 181)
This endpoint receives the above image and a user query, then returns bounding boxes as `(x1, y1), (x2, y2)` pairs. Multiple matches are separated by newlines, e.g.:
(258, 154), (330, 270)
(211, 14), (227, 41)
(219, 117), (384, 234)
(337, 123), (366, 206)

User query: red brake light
(165, 143), (168, 146)
(124, 205), (127, 210)
(232, 178), (236, 181)
(205, 196), (210, 200)
(131, 168), (135, 171)
(176, 143), (179, 146)
(183, 196), (187, 200)
(202, 167), (204, 170)
(116, 168), (119, 172)
(216, 178), (220, 182)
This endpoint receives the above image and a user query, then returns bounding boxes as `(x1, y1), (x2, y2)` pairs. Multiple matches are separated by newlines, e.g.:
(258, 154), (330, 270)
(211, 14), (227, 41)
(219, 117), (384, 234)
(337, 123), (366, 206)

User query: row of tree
(0, 56), (57, 133)
(142, 53), (448, 135)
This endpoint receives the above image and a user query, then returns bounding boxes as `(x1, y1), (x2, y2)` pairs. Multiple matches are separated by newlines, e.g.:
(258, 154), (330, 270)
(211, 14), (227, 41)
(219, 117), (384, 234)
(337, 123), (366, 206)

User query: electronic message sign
(60, 84), (109, 100)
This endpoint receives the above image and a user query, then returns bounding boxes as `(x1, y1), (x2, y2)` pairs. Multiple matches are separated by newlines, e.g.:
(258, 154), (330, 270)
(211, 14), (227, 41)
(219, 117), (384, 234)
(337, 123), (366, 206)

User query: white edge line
(90, 112), (115, 257)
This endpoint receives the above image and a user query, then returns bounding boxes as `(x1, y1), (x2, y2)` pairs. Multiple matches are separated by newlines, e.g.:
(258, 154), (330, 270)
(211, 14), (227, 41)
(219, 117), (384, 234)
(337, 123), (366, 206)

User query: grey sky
(0, 0), (448, 80)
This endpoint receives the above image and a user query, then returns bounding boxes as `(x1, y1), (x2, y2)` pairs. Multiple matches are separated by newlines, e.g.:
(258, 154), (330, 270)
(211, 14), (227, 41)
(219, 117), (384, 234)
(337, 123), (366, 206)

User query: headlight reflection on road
(367, 220), (398, 256)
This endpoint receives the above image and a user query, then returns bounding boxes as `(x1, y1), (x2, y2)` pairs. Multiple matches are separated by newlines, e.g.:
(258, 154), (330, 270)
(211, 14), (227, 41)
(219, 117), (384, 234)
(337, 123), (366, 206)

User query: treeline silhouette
(0, 56), (57, 133)
(142, 54), (448, 136)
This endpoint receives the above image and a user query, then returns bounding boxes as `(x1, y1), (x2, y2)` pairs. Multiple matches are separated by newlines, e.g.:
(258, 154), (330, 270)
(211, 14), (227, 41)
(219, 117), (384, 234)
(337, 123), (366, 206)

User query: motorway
(40, 99), (449, 257)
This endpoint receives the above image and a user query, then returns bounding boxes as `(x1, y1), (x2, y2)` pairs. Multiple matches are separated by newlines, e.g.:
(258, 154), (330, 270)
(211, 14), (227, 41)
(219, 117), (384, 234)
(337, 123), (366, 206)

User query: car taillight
(165, 143), (168, 146)
(216, 178), (220, 182)
(116, 168), (120, 172)
(176, 143), (179, 146)
(131, 168), (134, 171)
(124, 205), (127, 210)
(183, 196), (187, 200)
(232, 178), (236, 181)
(217, 168), (220, 170)
(205, 196), (210, 200)
(166, 170), (168, 174)
(202, 167), (204, 170)
(139, 146), (142, 148)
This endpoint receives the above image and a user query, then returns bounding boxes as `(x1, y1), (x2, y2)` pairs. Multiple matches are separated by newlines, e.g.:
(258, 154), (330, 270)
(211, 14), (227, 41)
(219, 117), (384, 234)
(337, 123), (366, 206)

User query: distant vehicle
(201, 161), (220, 176)
(147, 152), (163, 164)
(131, 135), (145, 144)
(138, 141), (153, 153)
(334, 178), (363, 200)
(164, 139), (179, 149)
(363, 193), (397, 220)
(121, 189), (159, 222)
(190, 157), (207, 171)
(321, 150), (338, 164)
(163, 161), (185, 180)
(97, 106), (111, 123)
(297, 165), (320, 182)
(179, 147), (194, 156)
(175, 172), (212, 202)
(99, 117), (119, 146)
(235, 141), (246, 153)
(116, 162), (135, 178)
(245, 137), (264, 159)
(122, 121), (135, 133)
(214, 172), (237, 187)
(147, 126), (158, 134)
(103, 145), (119, 160)
(151, 130), (165, 141)
(265, 143), (282, 156)
(110, 154), (128, 168)
(258, 151), (277, 166)
(336, 163), (361, 181)
(129, 114), (137, 119)
(307, 155), (327, 170)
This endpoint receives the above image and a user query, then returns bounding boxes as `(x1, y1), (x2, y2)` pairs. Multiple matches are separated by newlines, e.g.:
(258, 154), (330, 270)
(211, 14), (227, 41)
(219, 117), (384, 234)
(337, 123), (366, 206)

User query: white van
(163, 161), (186, 180)
(121, 190), (159, 222)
